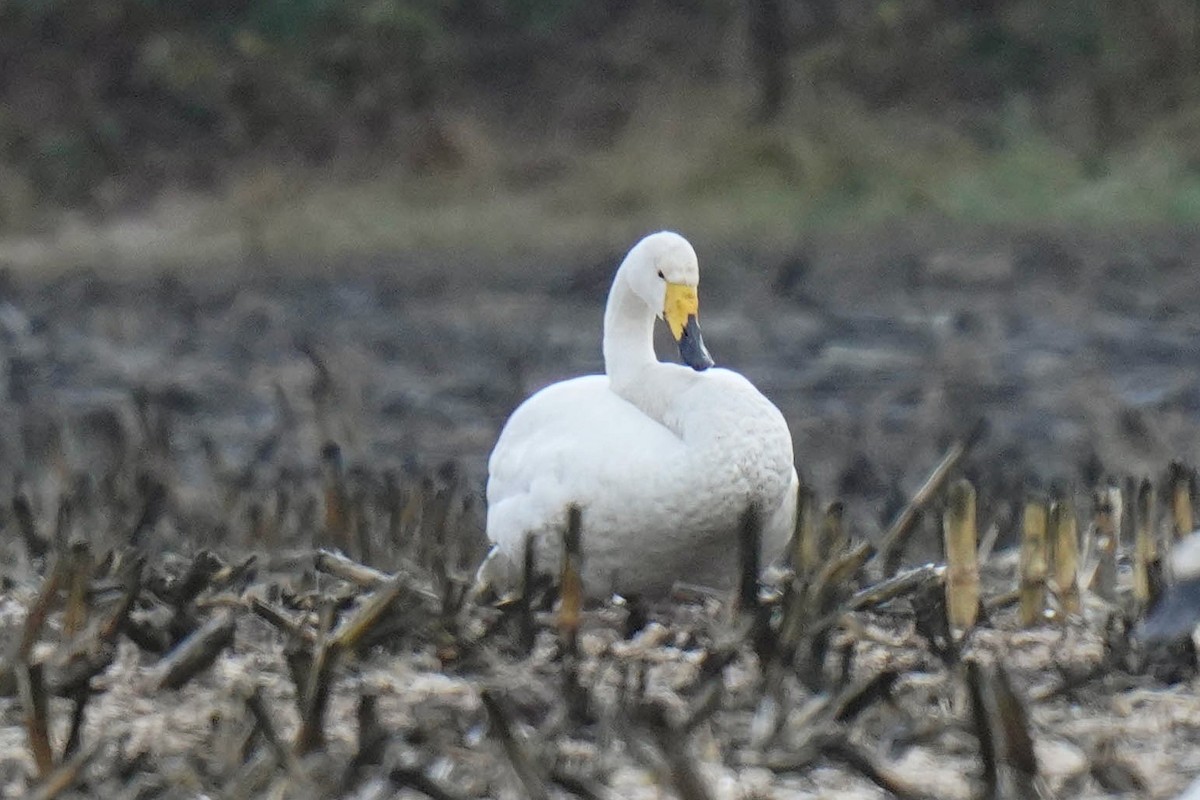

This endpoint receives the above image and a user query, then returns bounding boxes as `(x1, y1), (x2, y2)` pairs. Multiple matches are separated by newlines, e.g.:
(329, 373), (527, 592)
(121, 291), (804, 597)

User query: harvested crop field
(3, 225), (1200, 799)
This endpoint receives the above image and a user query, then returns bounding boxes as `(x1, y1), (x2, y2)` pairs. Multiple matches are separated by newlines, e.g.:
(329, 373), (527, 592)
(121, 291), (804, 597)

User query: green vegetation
(1, 0), (1198, 261)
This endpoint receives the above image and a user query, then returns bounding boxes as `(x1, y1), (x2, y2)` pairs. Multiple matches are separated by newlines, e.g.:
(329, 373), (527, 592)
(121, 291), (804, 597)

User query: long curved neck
(603, 267), (658, 395)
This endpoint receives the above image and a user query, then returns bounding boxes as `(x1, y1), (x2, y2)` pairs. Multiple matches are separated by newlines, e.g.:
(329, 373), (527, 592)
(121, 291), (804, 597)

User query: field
(2, 224), (1200, 798)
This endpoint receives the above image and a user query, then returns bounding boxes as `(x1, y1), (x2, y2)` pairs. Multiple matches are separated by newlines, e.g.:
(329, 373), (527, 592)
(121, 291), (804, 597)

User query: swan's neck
(603, 271), (658, 395)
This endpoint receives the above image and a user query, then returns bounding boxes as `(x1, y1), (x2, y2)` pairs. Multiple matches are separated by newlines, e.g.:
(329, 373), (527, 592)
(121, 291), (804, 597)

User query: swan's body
(481, 231), (798, 597)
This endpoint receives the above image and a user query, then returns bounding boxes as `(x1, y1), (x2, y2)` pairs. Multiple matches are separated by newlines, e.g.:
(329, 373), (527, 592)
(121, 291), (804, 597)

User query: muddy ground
(2, 225), (1200, 798)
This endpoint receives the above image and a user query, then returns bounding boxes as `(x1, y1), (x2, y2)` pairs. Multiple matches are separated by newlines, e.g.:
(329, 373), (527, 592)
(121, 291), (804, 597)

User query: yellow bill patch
(664, 282), (699, 340)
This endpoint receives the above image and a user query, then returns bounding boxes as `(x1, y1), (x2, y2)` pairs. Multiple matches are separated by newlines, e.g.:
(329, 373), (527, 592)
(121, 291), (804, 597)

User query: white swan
(479, 231), (798, 598)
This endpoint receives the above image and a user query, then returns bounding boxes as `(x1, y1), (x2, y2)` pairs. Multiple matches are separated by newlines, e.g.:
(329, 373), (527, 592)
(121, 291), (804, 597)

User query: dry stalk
(737, 503), (762, 614)
(170, 550), (225, 608)
(62, 542), (93, 639)
(738, 503), (777, 662)
(984, 588), (1020, 612)
(681, 648), (738, 734)
(830, 669), (899, 723)
(1018, 498), (1049, 626)
(51, 638), (117, 698)
(875, 420), (984, 577)
(1090, 487), (1120, 603)
(559, 505), (584, 657)
(481, 689), (551, 800)
(966, 659), (1040, 799)
(419, 477), (455, 572)
(314, 548), (388, 590)
(821, 500), (847, 558)
(637, 701), (717, 800)
(853, 563), (945, 610)
(13, 488), (47, 559)
(389, 767), (471, 800)
(321, 442), (353, 554)
(1133, 478), (1157, 606)
(398, 477), (429, 548)
(790, 483), (817, 576)
(965, 660), (998, 795)
(910, 573), (957, 665)
(19, 557), (66, 660)
(794, 541), (874, 688)
(809, 563), (945, 636)
(1049, 498), (1080, 616)
(991, 661), (1040, 796)
(350, 690), (387, 775)
(25, 747), (94, 800)
(773, 577), (809, 670)
(61, 686), (88, 759)
(296, 601), (338, 754)
(821, 540), (873, 591)
(330, 573), (415, 653)
(819, 736), (938, 800)
(803, 542), (874, 633)
(943, 479), (979, 634)
(48, 558), (144, 697)
(99, 557), (144, 640)
(249, 597), (317, 646)
(517, 534), (538, 653)
(53, 498), (72, 555)
(353, 487), (374, 567)
(1168, 461), (1196, 541)
(154, 610), (237, 690)
(17, 660), (54, 777)
(244, 684), (305, 779)
(549, 768), (616, 800)
(801, 542), (878, 628)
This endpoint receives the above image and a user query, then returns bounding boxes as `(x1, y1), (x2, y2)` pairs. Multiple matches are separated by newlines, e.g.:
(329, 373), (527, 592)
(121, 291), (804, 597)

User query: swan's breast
(671, 368), (795, 497)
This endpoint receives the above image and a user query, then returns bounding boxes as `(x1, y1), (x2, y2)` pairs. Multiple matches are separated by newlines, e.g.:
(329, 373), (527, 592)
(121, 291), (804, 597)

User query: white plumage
(479, 231), (798, 597)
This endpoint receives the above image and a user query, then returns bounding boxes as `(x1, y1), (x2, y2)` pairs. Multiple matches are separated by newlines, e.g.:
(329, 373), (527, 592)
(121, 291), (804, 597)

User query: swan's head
(626, 231), (714, 371)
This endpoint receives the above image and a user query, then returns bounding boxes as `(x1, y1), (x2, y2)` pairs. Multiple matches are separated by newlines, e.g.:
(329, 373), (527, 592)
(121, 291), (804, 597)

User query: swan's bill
(663, 283), (699, 339)
(664, 282), (714, 371)
(678, 316), (714, 371)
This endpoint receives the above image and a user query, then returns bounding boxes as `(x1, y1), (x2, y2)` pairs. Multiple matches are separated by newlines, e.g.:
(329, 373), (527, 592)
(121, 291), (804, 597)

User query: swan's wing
(485, 375), (685, 554)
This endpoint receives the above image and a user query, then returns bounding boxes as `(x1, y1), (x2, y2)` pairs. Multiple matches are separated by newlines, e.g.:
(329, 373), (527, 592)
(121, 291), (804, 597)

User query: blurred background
(2, 0), (1199, 265)
(1, 0), (1200, 550)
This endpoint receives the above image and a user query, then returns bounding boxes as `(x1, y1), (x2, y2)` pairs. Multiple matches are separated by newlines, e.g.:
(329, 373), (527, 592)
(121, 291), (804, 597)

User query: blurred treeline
(1, 0), (1198, 225)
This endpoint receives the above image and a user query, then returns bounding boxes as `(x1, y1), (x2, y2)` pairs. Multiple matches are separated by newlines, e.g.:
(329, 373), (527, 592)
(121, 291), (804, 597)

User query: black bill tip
(679, 315), (714, 371)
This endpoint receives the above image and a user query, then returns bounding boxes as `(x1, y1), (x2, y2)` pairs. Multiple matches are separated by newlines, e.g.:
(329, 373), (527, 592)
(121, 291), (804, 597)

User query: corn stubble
(1049, 497), (1080, 616)
(1169, 461), (1196, 541)
(1132, 478), (1158, 607)
(1089, 486), (1121, 602)
(943, 479), (979, 635)
(4, 384), (1200, 800)
(1018, 497), (1049, 627)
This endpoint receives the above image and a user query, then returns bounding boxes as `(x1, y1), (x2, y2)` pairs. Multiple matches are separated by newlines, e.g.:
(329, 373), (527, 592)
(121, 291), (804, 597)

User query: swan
(478, 231), (799, 598)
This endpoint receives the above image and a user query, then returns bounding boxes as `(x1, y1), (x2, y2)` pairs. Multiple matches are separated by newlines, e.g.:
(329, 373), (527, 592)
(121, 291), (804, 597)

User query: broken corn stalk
(943, 479), (979, 634)
(1170, 462), (1195, 541)
(1133, 478), (1157, 605)
(1018, 498), (1048, 627)
(1049, 498), (1080, 616)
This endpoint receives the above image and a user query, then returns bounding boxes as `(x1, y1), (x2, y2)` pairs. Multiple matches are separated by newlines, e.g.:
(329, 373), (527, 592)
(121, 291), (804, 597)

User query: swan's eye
(657, 270), (665, 279)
